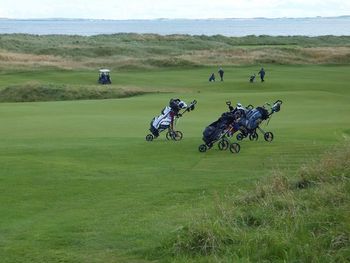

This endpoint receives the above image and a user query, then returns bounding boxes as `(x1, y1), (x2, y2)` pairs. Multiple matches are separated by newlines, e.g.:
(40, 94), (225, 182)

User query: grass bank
(158, 144), (350, 262)
(0, 83), (146, 102)
(0, 34), (349, 70)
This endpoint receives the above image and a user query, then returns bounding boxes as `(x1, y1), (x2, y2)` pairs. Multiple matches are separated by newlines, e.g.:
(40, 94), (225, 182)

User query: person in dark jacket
(249, 74), (256, 83)
(218, 67), (224, 81)
(209, 73), (216, 82)
(258, 68), (265, 82)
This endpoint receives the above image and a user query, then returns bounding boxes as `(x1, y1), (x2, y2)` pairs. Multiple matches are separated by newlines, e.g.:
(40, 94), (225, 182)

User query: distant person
(99, 73), (107, 84)
(258, 68), (265, 82)
(218, 67), (224, 81)
(249, 74), (256, 83)
(209, 73), (216, 82)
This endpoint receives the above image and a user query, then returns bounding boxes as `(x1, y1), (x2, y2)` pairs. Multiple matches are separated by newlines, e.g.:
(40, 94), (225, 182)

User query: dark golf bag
(202, 112), (237, 145)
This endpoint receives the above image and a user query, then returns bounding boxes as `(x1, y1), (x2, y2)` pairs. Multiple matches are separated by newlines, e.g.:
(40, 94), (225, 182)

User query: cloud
(0, 0), (349, 19)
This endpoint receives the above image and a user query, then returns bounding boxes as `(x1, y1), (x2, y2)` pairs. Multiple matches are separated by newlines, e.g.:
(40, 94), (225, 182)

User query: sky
(0, 0), (349, 19)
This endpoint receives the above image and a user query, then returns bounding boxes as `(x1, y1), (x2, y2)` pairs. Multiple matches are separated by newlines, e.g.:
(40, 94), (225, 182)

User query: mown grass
(0, 64), (349, 102)
(0, 63), (349, 262)
(0, 32), (349, 262)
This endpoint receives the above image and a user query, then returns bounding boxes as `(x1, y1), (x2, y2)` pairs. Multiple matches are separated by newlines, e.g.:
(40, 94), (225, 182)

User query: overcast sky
(0, 0), (349, 19)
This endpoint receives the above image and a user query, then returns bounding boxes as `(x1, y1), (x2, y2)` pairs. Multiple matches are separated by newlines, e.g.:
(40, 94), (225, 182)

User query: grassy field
(0, 63), (349, 262)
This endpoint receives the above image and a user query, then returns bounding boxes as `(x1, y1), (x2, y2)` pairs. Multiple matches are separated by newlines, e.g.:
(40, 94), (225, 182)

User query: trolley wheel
(236, 133), (244, 141)
(229, 142), (241, 153)
(199, 144), (207, 152)
(218, 139), (229, 150)
(172, 131), (183, 141)
(249, 132), (259, 141)
(166, 131), (172, 140)
(264, 132), (274, 142)
(146, 134), (154, 141)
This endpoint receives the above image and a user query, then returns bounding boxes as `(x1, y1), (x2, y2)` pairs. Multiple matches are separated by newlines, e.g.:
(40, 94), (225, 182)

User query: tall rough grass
(0, 34), (349, 69)
(158, 144), (350, 262)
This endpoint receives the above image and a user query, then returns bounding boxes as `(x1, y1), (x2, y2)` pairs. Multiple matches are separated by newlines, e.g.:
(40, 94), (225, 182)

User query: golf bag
(199, 108), (241, 154)
(146, 99), (197, 141)
(235, 100), (283, 142)
(150, 106), (177, 137)
(149, 99), (187, 137)
(241, 107), (269, 130)
(202, 111), (238, 145)
(249, 74), (256, 83)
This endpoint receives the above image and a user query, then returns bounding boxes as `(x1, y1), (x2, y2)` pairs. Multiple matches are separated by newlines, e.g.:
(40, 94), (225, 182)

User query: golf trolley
(146, 100), (197, 142)
(198, 125), (241, 154)
(235, 100), (283, 143)
(198, 105), (241, 154)
(146, 128), (183, 142)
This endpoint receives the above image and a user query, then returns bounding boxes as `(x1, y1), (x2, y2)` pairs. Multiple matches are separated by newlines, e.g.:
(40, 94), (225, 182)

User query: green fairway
(0, 65), (349, 262)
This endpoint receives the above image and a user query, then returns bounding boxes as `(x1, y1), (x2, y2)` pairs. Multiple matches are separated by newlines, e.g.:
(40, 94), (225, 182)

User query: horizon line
(1, 15), (350, 21)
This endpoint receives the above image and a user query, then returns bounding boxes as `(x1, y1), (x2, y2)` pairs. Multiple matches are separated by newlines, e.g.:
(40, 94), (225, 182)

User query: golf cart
(98, 69), (111, 84)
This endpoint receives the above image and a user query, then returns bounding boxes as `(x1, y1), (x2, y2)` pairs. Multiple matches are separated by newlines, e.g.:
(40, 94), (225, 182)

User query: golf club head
(188, 100), (197, 111)
(272, 100), (282, 112)
(247, 104), (254, 110)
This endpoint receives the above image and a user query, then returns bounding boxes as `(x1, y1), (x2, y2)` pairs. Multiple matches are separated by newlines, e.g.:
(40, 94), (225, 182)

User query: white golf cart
(98, 69), (111, 84)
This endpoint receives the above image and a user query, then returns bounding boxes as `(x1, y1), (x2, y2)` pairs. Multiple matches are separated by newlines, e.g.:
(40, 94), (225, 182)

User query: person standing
(218, 67), (224, 81)
(258, 68), (265, 82)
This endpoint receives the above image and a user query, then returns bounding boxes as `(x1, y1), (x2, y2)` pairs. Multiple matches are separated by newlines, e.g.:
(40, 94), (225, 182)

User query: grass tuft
(159, 144), (350, 261)
(297, 146), (350, 184)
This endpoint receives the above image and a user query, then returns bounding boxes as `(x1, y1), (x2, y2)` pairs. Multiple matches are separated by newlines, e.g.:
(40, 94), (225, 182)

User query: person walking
(258, 68), (265, 82)
(218, 67), (224, 81)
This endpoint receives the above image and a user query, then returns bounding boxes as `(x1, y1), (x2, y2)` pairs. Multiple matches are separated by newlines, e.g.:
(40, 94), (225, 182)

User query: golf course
(0, 34), (349, 262)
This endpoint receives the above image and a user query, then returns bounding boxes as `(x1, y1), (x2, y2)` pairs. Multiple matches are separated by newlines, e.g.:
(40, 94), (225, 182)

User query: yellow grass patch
(1, 46), (349, 69)
(0, 50), (82, 69)
(180, 46), (350, 65)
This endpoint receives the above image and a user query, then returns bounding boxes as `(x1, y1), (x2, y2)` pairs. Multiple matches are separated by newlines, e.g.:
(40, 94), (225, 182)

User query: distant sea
(1, 17), (350, 36)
